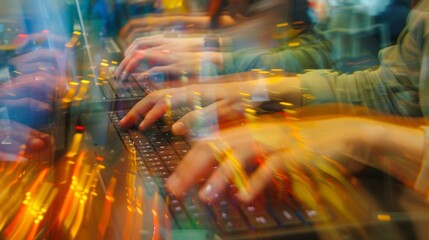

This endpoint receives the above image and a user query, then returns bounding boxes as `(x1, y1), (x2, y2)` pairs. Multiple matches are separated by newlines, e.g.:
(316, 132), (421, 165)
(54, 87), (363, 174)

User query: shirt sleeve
(299, 3), (426, 117)
(220, 31), (333, 75)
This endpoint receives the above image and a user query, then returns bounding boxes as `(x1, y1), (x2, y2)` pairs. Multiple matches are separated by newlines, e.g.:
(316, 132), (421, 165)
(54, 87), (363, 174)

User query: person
(114, 0), (329, 80)
(115, 0), (411, 80)
(0, 118), (52, 162)
(0, 14), (69, 163)
(118, 0), (429, 205)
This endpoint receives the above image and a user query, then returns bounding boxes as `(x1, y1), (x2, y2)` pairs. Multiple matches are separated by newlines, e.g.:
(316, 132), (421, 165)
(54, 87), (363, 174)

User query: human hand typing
(118, 80), (262, 133)
(165, 116), (383, 203)
(0, 119), (52, 162)
(115, 49), (222, 81)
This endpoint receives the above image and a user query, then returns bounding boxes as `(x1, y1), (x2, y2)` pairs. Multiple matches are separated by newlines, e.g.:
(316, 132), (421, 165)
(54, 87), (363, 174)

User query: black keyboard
(108, 110), (333, 239)
(99, 75), (153, 100)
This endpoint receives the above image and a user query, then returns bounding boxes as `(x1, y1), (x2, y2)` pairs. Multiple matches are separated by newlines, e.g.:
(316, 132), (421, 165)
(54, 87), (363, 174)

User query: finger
(118, 109), (141, 129)
(196, 138), (258, 202)
(166, 140), (218, 196)
(137, 98), (169, 130)
(118, 92), (165, 129)
(144, 65), (183, 80)
(125, 26), (152, 45)
(235, 150), (286, 202)
(6, 121), (52, 152)
(9, 49), (60, 65)
(125, 35), (161, 56)
(125, 41), (142, 57)
(119, 18), (143, 38)
(18, 131), (51, 152)
(0, 152), (27, 162)
(0, 98), (49, 112)
(123, 56), (146, 78)
(127, 18), (150, 30)
(115, 55), (132, 78)
(0, 134), (29, 155)
(117, 51), (149, 81)
(171, 99), (244, 136)
(13, 62), (58, 74)
(119, 87), (191, 130)
(26, 98), (51, 112)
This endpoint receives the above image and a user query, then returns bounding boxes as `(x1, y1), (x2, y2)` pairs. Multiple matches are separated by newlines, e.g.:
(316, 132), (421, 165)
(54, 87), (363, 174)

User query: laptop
(79, 95), (425, 240)
(70, 9), (426, 239)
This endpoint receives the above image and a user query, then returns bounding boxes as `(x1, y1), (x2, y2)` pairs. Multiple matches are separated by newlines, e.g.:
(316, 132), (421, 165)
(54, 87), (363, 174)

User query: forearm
(263, 76), (303, 108)
(358, 118), (425, 189)
(212, 76), (303, 108)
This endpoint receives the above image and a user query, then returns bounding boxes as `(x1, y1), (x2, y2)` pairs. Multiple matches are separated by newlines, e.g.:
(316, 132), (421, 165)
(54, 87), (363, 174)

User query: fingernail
(166, 173), (182, 193)
(198, 184), (216, 201)
(120, 71), (129, 81)
(172, 122), (187, 135)
(140, 72), (149, 80)
(231, 101), (244, 112)
(29, 138), (44, 147)
(235, 188), (252, 203)
(138, 121), (147, 131)
(118, 118), (126, 127)
(3, 153), (27, 162)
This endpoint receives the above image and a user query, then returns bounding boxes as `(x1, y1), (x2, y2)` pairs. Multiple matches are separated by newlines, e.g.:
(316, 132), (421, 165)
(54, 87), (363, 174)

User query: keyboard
(108, 110), (336, 239)
(87, 68), (157, 110)
(98, 75), (149, 100)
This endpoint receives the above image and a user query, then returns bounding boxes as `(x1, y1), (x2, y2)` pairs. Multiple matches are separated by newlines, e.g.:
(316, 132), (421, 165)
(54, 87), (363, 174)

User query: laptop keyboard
(108, 110), (330, 238)
(99, 76), (152, 100)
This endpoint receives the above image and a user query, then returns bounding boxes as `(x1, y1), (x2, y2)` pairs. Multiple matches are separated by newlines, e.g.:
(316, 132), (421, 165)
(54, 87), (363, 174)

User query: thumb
(171, 99), (245, 136)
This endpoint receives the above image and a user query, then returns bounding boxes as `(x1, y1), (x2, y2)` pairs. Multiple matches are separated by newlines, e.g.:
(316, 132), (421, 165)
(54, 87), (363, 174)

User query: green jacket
(300, 0), (429, 120)
(221, 29), (334, 74)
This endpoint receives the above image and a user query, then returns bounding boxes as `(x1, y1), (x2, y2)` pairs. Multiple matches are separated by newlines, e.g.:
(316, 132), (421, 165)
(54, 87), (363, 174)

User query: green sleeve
(299, 3), (427, 118)
(220, 32), (334, 74)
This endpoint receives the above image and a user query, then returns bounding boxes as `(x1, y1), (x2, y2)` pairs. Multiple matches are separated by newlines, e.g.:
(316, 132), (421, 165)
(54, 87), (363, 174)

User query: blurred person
(115, 0), (410, 80)
(0, 118), (52, 162)
(1, 34), (70, 104)
(7, 48), (70, 77)
(118, 0), (240, 41)
(117, 0), (429, 204)
(0, 9), (71, 163)
(0, 52), (66, 162)
(115, 0), (328, 80)
(310, 0), (411, 71)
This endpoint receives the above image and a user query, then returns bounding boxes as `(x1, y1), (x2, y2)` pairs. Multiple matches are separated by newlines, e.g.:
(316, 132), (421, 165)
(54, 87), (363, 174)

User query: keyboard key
(246, 213), (278, 230)
(300, 207), (331, 223)
(239, 201), (278, 230)
(156, 149), (176, 156)
(217, 217), (248, 233)
(268, 201), (302, 226)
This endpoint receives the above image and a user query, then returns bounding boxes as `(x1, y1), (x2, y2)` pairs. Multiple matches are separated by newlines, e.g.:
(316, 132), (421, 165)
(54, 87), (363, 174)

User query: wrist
(355, 118), (424, 182)
(265, 76), (302, 108)
(355, 118), (388, 149)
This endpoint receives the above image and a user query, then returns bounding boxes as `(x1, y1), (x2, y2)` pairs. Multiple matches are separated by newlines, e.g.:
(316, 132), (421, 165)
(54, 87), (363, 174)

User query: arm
(119, 14), (236, 39)
(221, 31), (333, 74)
(165, 115), (428, 202)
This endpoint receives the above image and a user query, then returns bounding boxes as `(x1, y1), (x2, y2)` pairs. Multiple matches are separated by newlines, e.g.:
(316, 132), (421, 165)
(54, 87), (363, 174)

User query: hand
(119, 15), (204, 41)
(0, 119), (53, 162)
(118, 81), (260, 132)
(8, 49), (68, 75)
(124, 35), (204, 56)
(166, 117), (377, 203)
(11, 32), (67, 55)
(119, 16), (161, 39)
(115, 49), (221, 80)
(0, 72), (67, 101)
(0, 98), (53, 127)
